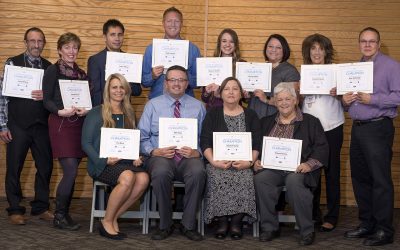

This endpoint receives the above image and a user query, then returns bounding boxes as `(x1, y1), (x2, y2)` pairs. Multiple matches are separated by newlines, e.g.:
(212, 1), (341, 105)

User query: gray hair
(274, 82), (297, 98)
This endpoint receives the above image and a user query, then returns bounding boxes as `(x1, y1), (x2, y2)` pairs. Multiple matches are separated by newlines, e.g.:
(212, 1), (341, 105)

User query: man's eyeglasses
(359, 40), (379, 46)
(26, 39), (44, 45)
(167, 78), (188, 84)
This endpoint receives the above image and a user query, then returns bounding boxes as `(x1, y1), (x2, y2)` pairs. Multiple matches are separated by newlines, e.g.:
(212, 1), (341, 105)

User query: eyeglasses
(167, 78), (188, 84)
(359, 40), (379, 46)
(26, 39), (44, 45)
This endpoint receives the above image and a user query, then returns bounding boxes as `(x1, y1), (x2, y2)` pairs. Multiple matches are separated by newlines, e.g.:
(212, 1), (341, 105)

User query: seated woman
(200, 77), (261, 240)
(253, 82), (328, 246)
(82, 73), (149, 240)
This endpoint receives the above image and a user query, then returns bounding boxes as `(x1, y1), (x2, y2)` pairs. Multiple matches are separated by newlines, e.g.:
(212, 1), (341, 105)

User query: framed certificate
(213, 132), (252, 161)
(196, 57), (232, 86)
(300, 64), (336, 94)
(100, 128), (140, 160)
(105, 51), (143, 83)
(59, 80), (92, 110)
(261, 137), (302, 171)
(2, 65), (44, 99)
(235, 62), (272, 92)
(152, 39), (189, 69)
(158, 118), (198, 149)
(336, 62), (373, 95)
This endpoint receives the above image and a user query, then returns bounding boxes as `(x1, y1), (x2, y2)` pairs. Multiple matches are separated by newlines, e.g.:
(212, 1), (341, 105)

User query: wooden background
(0, 0), (399, 207)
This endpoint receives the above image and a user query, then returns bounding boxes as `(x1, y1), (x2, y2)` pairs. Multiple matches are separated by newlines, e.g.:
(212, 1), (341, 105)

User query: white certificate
(235, 62), (272, 92)
(336, 62), (373, 95)
(300, 64), (336, 94)
(158, 118), (198, 149)
(100, 128), (140, 160)
(152, 39), (189, 69)
(261, 137), (302, 171)
(196, 57), (232, 86)
(2, 65), (44, 99)
(105, 52), (143, 83)
(59, 80), (92, 110)
(213, 132), (252, 161)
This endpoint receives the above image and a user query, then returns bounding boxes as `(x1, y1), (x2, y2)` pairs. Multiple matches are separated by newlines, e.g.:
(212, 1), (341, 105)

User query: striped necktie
(173, 100), (183, 162)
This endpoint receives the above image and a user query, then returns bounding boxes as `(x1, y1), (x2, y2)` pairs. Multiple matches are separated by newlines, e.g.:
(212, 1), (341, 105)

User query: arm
(368, 63), (400, 108)
(130, 82), (142, 96)
(0, 77), (12, 143)
(141, 45), (157, 88)
(87, 56), (102, 105)
(187, 43), (201, 90)
(138, 102), (156, 155)
(42, 66), (61, 114)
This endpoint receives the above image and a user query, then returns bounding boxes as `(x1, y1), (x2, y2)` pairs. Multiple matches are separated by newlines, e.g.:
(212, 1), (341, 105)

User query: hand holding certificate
(213, 132), (252, 161)
(158, 118), (198, 149)
(2, 65), (44, 99)
(261, 137), (302, 171)
(300, 64), (336, 94)
(105, 52), (143, 83)
(196, 57), (232, 86)
(152, 39), (189, 69)
(100, 128), (140, 160)
(59, 80), (92, 110)
(235, 62), (272, 92)
(336, 62), (373, 95)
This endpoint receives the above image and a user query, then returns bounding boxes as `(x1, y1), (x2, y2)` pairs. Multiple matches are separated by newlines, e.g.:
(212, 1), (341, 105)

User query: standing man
(343, 27), (400, 246)
(88, 19), (142, 106)
(138, 65), (206, 241)
(142, 7), (201, 99)
(0, 27), (54, 225)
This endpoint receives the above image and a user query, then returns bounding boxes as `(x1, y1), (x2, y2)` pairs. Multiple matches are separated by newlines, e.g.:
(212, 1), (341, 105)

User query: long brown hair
(214, 28), (241, 64)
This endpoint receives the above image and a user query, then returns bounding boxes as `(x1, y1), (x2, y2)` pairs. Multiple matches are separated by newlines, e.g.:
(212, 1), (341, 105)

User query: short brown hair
(302, 33), (335, 64)
(57, 32), (81, 51)
(163, 6), (183, 21)
(359, 27), (380, 42)
(218, 77), (245, 100)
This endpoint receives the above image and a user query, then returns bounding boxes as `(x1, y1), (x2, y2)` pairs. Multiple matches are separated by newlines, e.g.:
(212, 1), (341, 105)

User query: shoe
(363, 230), (393, 246)
(299, 232), (315, 246)
(118, 232), (127, 239)
(214, 216), (229, 240)
(37, 210), (54, 221)
(180, 225), (204, 241)
(98, 221), (123, 240)
(320, 222), (336, 232)
(259, 230), (280, 242)
(53, 213), (81, 231)
(9, 214), (26, 225)
(151, 225), (175, 240)
(229, 224), (243, 240)
(344, 226), (373, 238)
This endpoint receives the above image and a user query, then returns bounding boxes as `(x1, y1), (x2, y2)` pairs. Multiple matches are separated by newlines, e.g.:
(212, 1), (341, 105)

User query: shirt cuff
(304, 158), (323, 171)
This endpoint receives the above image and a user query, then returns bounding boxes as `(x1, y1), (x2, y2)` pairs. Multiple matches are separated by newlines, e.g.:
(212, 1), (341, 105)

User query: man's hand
(152, 66), (164, 80)
(151, 146), (176, 158)
(176, 146), (200, 158)
(342, 92), (357, 106)
(0, 130), (12, 143)
(253, 89), (267, 103)
(356, 92), (371, 104)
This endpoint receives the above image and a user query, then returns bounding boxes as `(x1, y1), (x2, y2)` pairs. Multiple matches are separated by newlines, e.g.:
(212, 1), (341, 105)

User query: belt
(353, 116), (390, 126)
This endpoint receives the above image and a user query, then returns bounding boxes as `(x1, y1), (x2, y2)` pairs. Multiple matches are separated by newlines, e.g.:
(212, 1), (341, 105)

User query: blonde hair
(102, 73), (136, 129)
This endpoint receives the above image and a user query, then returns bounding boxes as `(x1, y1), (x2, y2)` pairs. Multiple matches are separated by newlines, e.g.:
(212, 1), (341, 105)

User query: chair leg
(89, 182), (98, 233)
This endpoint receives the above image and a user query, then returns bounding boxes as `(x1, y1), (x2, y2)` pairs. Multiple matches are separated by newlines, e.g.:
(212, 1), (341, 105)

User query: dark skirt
(96, 161), (146, 187)
(48, 113), (86, 158)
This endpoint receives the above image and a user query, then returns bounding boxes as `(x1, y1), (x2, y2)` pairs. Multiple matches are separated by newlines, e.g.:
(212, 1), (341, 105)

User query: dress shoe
(229, 224), (243, 240)
(180, 225), (204, 241)
(9, 214), (26, 225)
(363, 230), (393, 246)
(53, 213), (81, 231)
(117, 231), (127, 239)
(259, 230), (280, 242)
(214, 216), (229, 239)
(344, 227), (373, 238)
(319, 222), (336, 232)
(151, 225), (175, 240)
(37, 211), (54, 221)
(299, 232), (315, 246)
(98, 221), (123, 240)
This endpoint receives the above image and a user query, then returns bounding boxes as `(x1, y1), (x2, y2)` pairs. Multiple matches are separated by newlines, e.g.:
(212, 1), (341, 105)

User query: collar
(165, 93), (187, 107)
(275, 108), (303, 125)
(24, 51), (41, 66)
(361, 51), (381, 62)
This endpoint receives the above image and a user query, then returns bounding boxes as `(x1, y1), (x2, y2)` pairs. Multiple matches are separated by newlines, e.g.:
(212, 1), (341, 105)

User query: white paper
(300, 64), (336, 94)
(336, 62), (373, 95)
(158, 118), (198, 149)
(196, 57), (232, 86)
(105, 52), (143, 83)
(100, 128), (140, 160)
(235, 62), (272, 92)
(261, 137), (302, 171)
(152, 39), (189, 69)
(2, 65), (44, 99)
(59, 80), (92, 110)
(213, 132), (252, 161)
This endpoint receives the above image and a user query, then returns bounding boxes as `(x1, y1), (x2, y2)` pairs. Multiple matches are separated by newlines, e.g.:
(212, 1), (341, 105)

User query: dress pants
(146, 156), (206, 230)
(5, 122), (53, 216)
(350, 118), (394, 236)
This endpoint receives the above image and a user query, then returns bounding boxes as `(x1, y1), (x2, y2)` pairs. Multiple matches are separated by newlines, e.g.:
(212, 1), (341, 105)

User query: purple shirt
(348, 52), (400, 120)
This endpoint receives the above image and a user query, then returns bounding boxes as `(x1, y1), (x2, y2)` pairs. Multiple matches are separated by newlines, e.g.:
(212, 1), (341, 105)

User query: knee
(285, 173), (305, 190)
(118, 170), (135, 188)
(185, 159), (206, 180)
(136, 172), (150, 189)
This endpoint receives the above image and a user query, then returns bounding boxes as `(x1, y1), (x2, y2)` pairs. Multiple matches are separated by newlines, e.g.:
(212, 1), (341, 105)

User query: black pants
(5, 122), (53, 216)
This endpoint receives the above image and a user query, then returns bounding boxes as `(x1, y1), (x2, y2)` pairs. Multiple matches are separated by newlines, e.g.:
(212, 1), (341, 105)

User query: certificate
(59, 80), (92, 110)
(152, 39), (189, 69)
(336, 62), (373, 95)
(300, 64), (336, 94)
(261, 137), (302, 171)
(99, 128), (140, 160)
(2, 65), (44, 99)
(196, 57), (232, 86)
(213, 132), (252, 161)
(235, 62), (272, 92)
(158, 118), (198, 149)
(105, 52), (143, 83)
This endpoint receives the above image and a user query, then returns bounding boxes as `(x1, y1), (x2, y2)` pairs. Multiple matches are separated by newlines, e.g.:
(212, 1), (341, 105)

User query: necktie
(173, 100), (183, 163)
(32, 59), (40, 69)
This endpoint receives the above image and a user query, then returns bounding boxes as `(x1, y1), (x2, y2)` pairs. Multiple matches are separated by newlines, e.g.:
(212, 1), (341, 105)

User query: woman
(82, 73), (149, 240)
(248, 34), (300, 118)
(253, 82), (328, 246)
(43, 32), (89, 230)
(202, 29), (245, 110)
(301, 34), (344, 231)
(200, 77), (261, 240)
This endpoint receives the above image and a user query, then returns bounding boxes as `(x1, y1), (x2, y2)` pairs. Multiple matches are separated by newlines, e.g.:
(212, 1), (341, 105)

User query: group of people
(0, 6), (399, 247)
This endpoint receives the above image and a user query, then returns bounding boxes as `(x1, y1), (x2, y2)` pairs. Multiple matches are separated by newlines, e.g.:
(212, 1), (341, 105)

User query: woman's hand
(58, 108), (76, 117)
(231, 160), (252, 170)
(107, 157), (121, 166)
(329, 87), (337, 97)
(133, 157), (143, 167)
(76, 107), (89, 117)
(253, 160), (263, 172)
(205, 83), (220, 97)
(296, 163), (312, 173)
(212, 160), (232, 170)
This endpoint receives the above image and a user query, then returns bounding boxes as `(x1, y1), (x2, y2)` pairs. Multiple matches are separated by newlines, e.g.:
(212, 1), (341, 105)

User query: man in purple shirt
(342, 27), (400, 246)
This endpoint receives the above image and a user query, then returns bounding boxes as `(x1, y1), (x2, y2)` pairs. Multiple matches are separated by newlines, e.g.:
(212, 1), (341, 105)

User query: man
(0, 27), (54, 225)
(87, 19), (142, 106)
(342, 27), (400, 246)
(142, 7), (201, 99)
(138, 65), (206, 241)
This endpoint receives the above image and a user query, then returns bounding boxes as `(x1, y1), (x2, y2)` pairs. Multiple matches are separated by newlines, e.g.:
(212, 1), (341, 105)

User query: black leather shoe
(98, 222), (123, 240)
(151, 225), (175, 240)
(180, 226), (204, 241)
(259, 230), (280, 242)
(117, 231), (127, 238)
(344, 227), (373, 238)
(299, 232), (315, 246)
(363, 230), (393, 246)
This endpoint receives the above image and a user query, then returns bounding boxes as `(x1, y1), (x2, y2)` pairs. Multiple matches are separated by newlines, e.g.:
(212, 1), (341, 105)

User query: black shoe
(363, 230), (393, 246)
(53, 213), (81, 231)
(344, 227), (373, 238)
(259, 230), (280, 242)
(151, 225), (175, 240)
(299, 232), (315, 246)
(180, 225), (204, 241)
(98, 221), (123, 240)
(214, 216), (229, 240)
(118, 231), (127, 238)
(229, 224), (243, 240)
